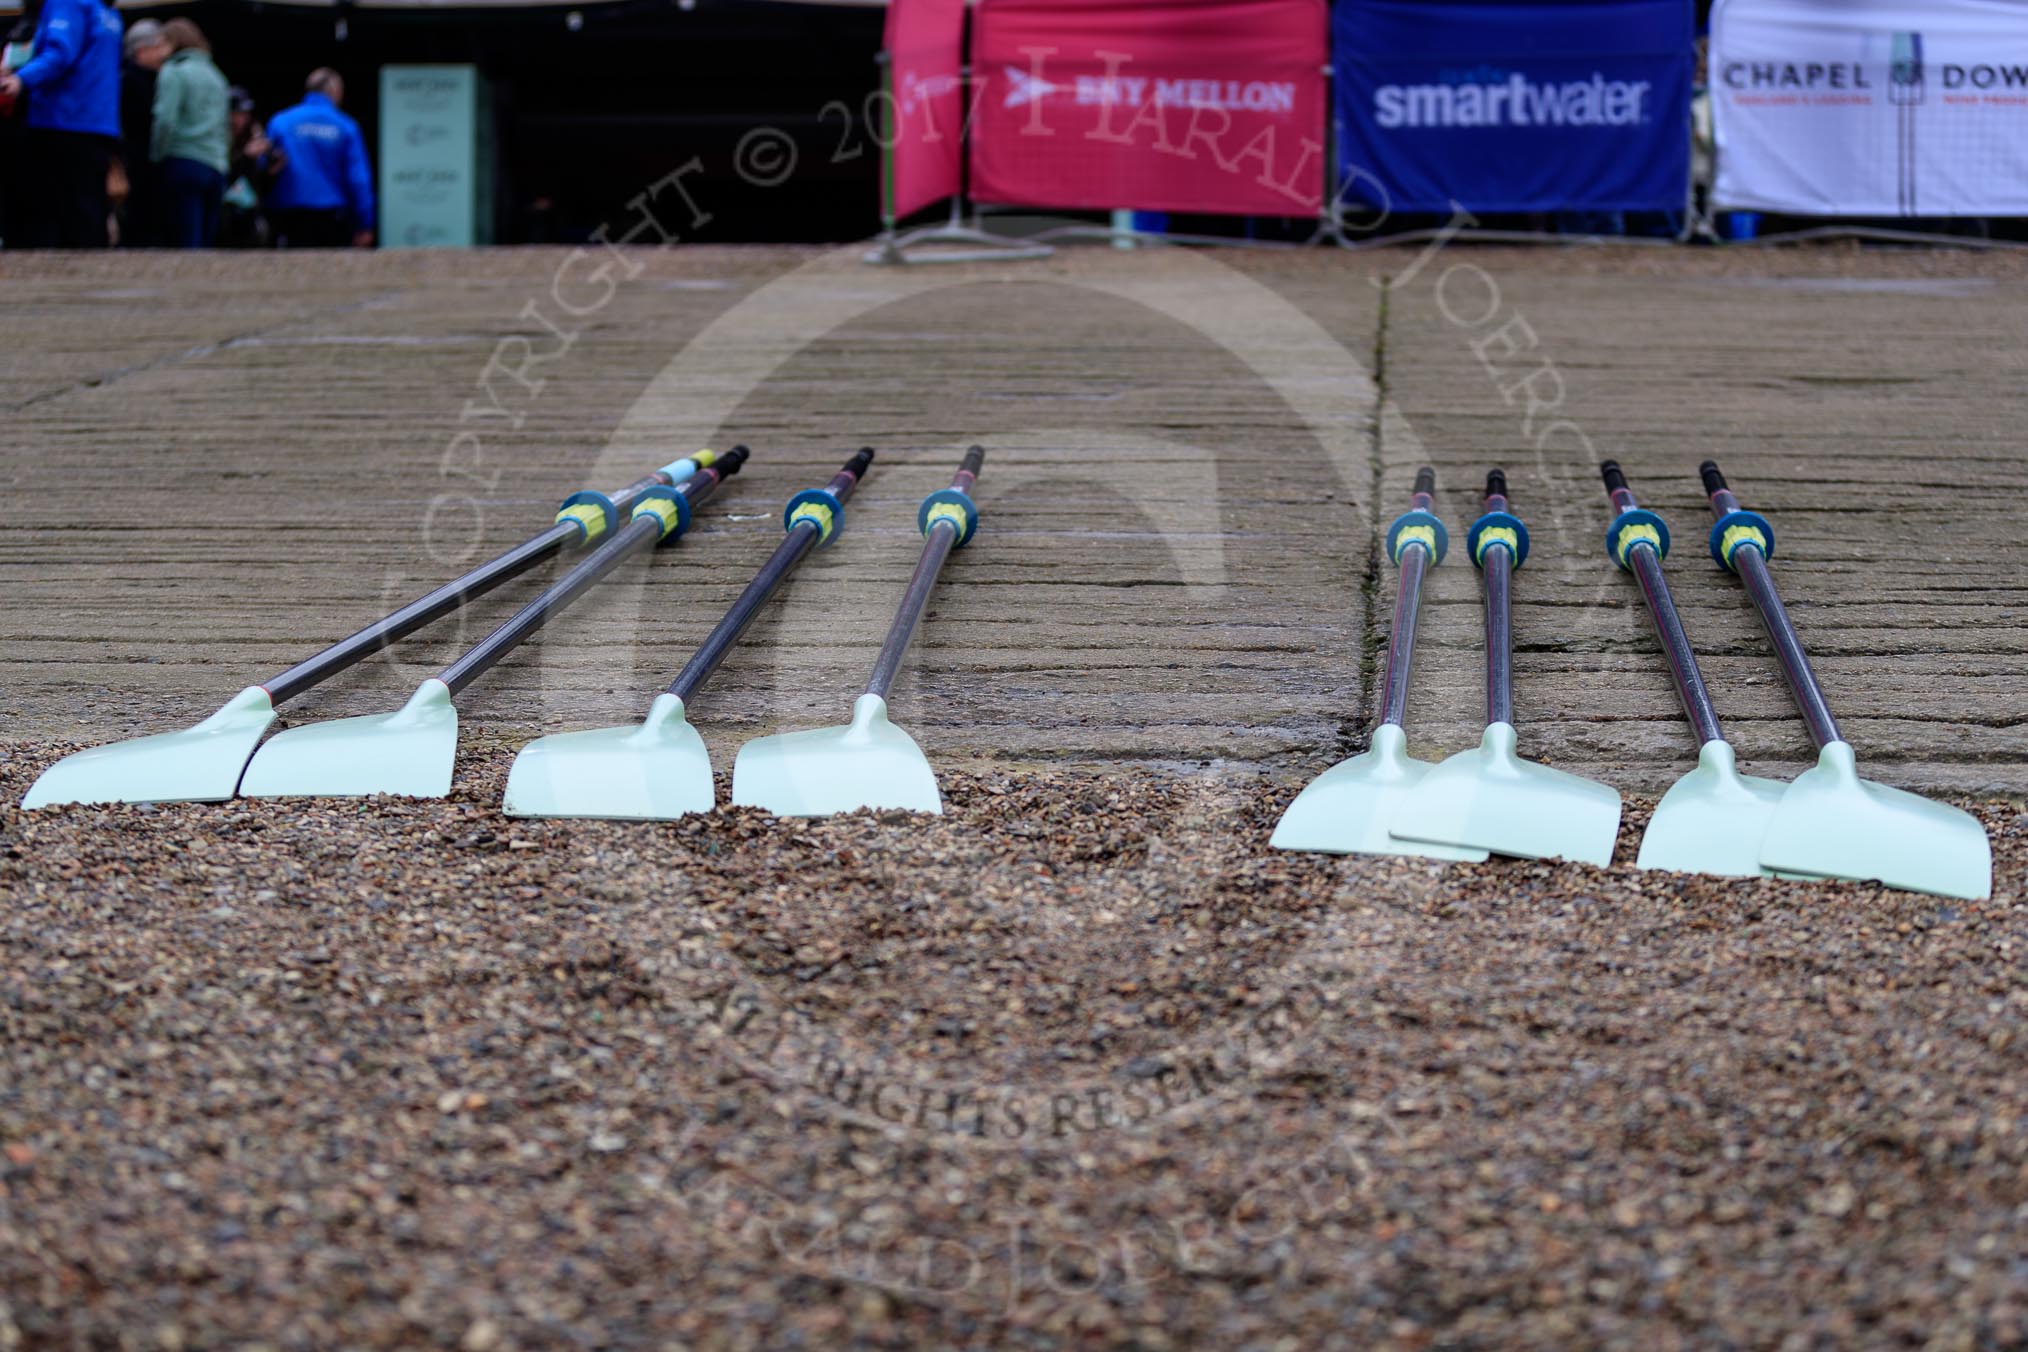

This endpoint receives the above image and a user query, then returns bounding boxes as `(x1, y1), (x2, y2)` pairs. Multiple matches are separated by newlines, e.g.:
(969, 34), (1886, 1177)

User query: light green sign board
(378, 65), (493, 248)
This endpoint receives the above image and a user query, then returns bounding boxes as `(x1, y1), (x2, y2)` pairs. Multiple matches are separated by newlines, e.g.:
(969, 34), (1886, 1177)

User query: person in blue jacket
(0, 0), (124, 247)
(266, 68), (373, 248)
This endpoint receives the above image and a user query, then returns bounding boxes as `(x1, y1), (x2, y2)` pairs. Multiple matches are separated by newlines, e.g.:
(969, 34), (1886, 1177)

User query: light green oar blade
(21, 687), (278, 808)
(1388, 723), (1622, 867)
(503, 694), (714, 820)
(1758, 741), (1992, 900)
(729, 445), (977, 820)
(731, 694), (942, 818)
(239, 679), (458, 799)
(1689, 463), (1992, 899)
(1271, 726), (1489, 860)
(1635, 740), (1783, 877)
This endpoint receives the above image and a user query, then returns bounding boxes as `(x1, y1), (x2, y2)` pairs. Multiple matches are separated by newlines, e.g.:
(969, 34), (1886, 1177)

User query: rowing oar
(1701, 460), (1991, 899)
(21, 453), (722, 809)
(1599, 461), (1783, 876)
(503, 447), (878, 819)
(238, 448), (749, 800)
(1271, 467), (1487, 859)
(1390, 469), (1623, 864)
(731, 445), (984, 817)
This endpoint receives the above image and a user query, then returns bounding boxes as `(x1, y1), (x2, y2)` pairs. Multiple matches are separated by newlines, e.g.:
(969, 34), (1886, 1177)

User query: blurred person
(218, 85), (282, 247)
(0, 0), (122, 248)
(149, 18), (227, 248)
(0, 11), (35, 245)
(117, 16), (168, 247)
(266, 67), (372, 248)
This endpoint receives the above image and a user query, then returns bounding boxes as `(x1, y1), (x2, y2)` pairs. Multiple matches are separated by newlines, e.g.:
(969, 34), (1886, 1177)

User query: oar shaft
(439, 458), (741, 698)
(1629, 547), (1724, 746)
(263, 527), (571, 705)
(864, 446), (984, 702)
(666, 450), (875, 702)
(669, 525), (820, 701)
(1603, 464), (1725, 747)
(1701, 461), (1843, 749)
(1376, 466), (1439, 729)
(1409, 465), (1435, 513)
(1482, 474), (1514, 727)
(1735, 543), (1842, 748)
(1380, 549), (1428, 729)
(950, 444), (985, 494)
(1484, 547), (1513, 727)
(439, 515), (662, 697)
(867, 520), (956, 701)
(259, 467), (680, 707)
(615, 468), (679, 505)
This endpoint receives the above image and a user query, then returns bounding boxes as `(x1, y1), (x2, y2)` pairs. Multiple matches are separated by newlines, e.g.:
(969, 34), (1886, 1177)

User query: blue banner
(1335, 0), (1693, 215)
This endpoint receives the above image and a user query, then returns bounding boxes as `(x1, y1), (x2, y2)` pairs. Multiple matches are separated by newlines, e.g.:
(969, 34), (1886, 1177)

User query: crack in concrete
(1347, 278), (1393, 759)
(3, 288), (410, 416)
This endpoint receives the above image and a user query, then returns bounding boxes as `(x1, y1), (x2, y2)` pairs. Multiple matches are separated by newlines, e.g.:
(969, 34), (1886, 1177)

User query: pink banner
(884, 0), (967, 221)
(969, 0), (1328, 217)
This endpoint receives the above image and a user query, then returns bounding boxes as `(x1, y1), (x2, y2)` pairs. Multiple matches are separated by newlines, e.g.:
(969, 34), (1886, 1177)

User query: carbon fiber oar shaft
(262, 460), (704, 705)
(866, 445), (985, 701)
(1482, 471), (1515, 728)
(1376, 467), (1438, 730)
(668, 448), (875, 702)
(439, 450), (747, 697)
(1702, 461), (1843, 750)
(1603, 461), (1724, 747)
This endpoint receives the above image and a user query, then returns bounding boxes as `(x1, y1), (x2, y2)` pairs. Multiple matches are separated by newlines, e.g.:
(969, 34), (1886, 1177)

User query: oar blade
(1389, 723), (1622, 866)
(1758, 742), (1992, 900)
(731, 694), (942, 818)
(21, 687), (278, 808)
(1635, 740), (1784, 878)
(1271, 726), (1488, 860)
(503, 694), (714, 820)
(239, 680), (459, 800)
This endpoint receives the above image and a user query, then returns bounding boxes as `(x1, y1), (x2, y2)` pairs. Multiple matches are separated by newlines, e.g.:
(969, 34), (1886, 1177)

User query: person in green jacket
(149, 18), (226, 247)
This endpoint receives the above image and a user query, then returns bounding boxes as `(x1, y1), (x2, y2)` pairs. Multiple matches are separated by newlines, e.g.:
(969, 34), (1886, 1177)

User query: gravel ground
(2, 742), (2023, 1349)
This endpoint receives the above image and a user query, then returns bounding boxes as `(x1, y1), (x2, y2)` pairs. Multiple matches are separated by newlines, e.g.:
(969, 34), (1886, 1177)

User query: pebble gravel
(1, 741), (2024, 1348)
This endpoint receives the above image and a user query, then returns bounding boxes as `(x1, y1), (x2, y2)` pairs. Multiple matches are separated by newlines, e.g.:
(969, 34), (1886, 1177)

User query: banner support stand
(873, 50), (901, 259)
(1340, 225), (1678, 252)
(866, 49), (1052, 266)
(1719, 223), (2027, 252)
(1672, 78), (1698, 245)
(866, 197), (1055, 265)
(1028, 221), (1315, 250)
(1310, 63), (1349, 248)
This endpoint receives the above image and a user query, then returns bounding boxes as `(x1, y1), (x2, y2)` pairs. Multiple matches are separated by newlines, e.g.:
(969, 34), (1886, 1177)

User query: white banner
(1712, 0), (2028, 215)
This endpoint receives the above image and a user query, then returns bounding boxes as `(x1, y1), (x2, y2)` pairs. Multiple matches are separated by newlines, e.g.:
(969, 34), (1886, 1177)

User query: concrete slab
(2, 245), (2023, 797)
(1380, 250), (2028, 794)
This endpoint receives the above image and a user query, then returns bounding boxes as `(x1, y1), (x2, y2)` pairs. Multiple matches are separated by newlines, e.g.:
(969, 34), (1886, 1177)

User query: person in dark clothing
(271, 206), (354, 248)
(218, 86), (282, 247)
(117, 17), (168, 247)
(0, 0), (122, 248)
(0, 12), (37, 247)
(20, 130), (111, 244)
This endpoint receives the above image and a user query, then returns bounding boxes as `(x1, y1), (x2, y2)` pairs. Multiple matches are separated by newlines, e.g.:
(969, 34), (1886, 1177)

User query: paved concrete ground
(2, 244), (2025, 796)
